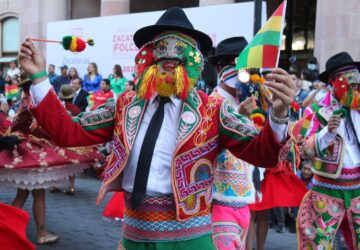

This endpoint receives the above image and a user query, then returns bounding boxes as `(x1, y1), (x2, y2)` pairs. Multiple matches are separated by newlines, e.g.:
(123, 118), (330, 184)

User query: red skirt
(103, 192), (125, 220)
(249, 162), (308, 211)
(0, 203), (35, 250)
(0, 134), (103, 190)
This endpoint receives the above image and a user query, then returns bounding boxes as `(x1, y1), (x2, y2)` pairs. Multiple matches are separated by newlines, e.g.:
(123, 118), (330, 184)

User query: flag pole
(254, 0), (262, 35)
(275, 0), (287, 68)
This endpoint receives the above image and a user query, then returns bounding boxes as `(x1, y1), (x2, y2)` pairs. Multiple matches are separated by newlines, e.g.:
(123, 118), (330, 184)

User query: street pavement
(1, 176), (297, 250)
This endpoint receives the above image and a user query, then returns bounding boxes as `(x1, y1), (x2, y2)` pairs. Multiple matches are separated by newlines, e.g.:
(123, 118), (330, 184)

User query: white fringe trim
(0, 164), (90, 190)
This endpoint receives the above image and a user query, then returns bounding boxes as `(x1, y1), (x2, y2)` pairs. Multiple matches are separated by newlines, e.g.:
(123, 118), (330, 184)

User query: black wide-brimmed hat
(207, 37), (248, 66)
(133, 7), (213, 55)
(319, 52), (360, 83)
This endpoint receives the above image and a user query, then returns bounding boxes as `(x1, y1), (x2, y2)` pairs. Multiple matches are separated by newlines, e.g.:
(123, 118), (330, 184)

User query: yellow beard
(137, 64), (194, 100)
(156, 70), (177, 97)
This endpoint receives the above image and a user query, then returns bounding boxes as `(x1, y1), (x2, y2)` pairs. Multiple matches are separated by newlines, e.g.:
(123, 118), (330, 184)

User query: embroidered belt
(314, 167), (360, 190)
(122, 192), (212, 242)
(213, 200), (247, 208)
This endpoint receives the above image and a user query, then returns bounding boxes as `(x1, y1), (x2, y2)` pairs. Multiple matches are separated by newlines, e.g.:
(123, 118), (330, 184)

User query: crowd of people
(0, 6), (359, 250)
(0, 62), (136, 118)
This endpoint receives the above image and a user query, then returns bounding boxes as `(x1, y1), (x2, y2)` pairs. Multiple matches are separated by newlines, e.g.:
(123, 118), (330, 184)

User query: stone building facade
(0, 0), (358, 73)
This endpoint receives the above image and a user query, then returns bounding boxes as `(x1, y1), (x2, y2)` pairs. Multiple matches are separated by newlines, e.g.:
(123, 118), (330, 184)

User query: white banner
(46, 2), (266, 80)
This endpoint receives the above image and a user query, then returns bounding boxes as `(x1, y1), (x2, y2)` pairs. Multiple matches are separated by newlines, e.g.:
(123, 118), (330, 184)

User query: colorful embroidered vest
(309, 103), (345, 179)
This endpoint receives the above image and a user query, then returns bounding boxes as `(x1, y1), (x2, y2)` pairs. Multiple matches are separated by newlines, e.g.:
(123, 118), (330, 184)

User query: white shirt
(317, 97), (360, 169)
(30, 79), (288, 195)
(6, 68), (20, 78)
(122, 95), (182, 195)
(72, 88), (81, 103)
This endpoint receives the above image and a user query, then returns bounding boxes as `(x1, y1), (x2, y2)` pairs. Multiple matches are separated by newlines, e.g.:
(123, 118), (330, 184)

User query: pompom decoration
(250, 74), (266, 84)
(250, 108), (266, 128)
(61, 36), (94, 52)
(30, 36), (94, 53)
(333, 108), (348, 118)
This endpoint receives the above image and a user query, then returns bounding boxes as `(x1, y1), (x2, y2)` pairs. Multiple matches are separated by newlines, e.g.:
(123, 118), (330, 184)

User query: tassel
(173, 65), (191, 100)
(137, 65), (157, 100)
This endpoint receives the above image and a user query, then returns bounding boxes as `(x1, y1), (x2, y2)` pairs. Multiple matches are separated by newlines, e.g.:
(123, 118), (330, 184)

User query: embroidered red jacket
(30, 89), (283, 221)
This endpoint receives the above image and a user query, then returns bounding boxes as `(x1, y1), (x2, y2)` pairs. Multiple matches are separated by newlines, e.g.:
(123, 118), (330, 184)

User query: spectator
(47, 64), (58, 87)
(288, 160), (314, 233)
(124, 80), (135, 92)
(307, 56), (319, 80)
(297, 160), (314, 190)
(53, 65), (70, 94)
(274, 208), (286, 233)
(83, 62), (102, 93)
(289, 56), (301, 76)
(0, 93), (8, 113)
(0, 71), (5, 94)
(6, 61), (20, 79)
(70, 77), (88, 112)
(4, 74), (11, 85)
(300, 68), (314, 92)
(289, 70), (305, 120)
(109, 64), (127, 96)
(91, 79), (115, 110)
(6, 78), (19, 116)
(59, 85), (81, 116)
(69, 67), (79, 82)
(290, 70), (308, 104)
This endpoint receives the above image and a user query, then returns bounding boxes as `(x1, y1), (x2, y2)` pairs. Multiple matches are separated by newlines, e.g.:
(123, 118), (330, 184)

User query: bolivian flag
(5, 85), (19, 100)
(236, 1), (287, 70)
(291, 113), (313, 140)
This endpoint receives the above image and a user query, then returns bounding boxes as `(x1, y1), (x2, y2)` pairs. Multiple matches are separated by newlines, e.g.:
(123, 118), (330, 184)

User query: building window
(2, 17), (20, 52)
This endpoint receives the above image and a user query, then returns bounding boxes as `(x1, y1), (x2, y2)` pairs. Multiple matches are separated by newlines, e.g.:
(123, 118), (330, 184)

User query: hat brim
(59, 93), (75, 100)
(319, 62), (360, 83)
(207, 53), (238, 66)
(133, 25), (213, 55)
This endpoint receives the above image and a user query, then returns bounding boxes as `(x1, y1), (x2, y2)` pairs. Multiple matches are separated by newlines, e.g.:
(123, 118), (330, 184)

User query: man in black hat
(295, 51), (360, 249)
(19, 7), (296, 250)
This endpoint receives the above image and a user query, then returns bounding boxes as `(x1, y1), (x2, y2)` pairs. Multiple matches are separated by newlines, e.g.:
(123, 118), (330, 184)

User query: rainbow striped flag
(236, 1), (287, 70)
(5, 85), (19, 100)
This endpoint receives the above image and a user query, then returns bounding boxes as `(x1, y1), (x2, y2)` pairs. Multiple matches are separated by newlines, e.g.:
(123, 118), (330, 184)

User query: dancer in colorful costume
(209, 36), (263, 250)
(295, 52), (360, 250)
(0, 75), (103, 245)
(245, 77), (308, 249)
(19, 7), (297, 250)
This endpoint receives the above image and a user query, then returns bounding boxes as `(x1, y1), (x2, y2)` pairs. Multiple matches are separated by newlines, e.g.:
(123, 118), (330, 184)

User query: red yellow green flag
(5, 85), (19, 100)
(291, 113), (313, 140)
(236, 1), (287, 70)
